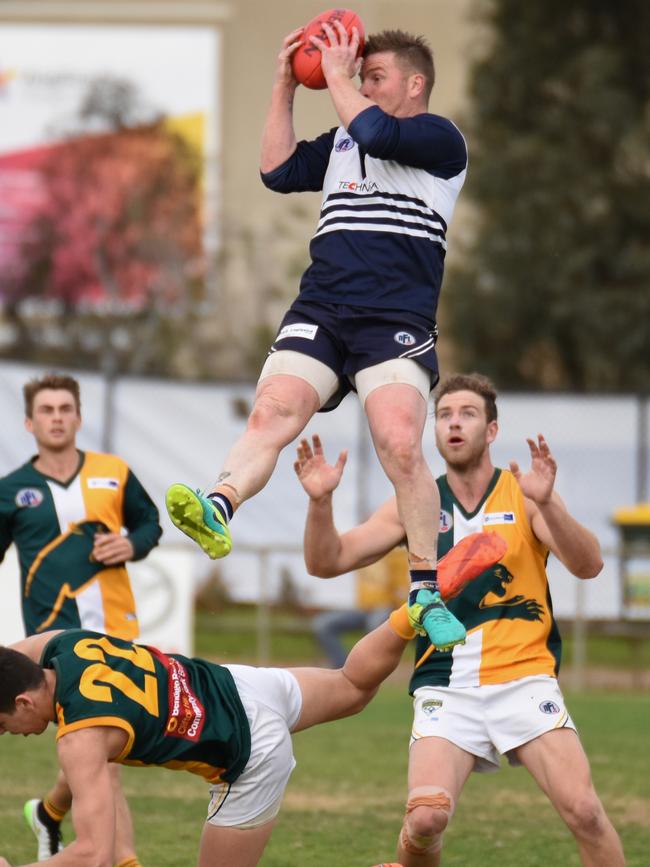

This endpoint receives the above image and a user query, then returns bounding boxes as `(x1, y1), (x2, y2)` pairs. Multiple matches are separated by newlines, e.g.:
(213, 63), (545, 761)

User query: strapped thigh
(354, 358), (431, 406)
(258, 350), (339, 409)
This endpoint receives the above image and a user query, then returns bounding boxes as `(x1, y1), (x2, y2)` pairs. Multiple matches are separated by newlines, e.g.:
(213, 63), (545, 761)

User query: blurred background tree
(0, 75), (311, 382)
(446, 0), (650, 391)
(0, 78), (209, 378)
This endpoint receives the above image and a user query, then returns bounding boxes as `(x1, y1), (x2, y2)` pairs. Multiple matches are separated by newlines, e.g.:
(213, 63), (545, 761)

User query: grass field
(0, 678), (648, 866)
(194, 606), (650, 672)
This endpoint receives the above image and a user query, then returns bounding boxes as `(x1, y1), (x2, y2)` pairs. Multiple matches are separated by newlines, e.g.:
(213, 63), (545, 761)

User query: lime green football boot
(407, 589), (466, 652)
(166, 484), (232, 559)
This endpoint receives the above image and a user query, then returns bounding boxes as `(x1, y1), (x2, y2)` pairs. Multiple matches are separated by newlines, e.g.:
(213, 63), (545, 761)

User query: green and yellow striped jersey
(0, 451), (161, 637)
(411, 469), (561, 691)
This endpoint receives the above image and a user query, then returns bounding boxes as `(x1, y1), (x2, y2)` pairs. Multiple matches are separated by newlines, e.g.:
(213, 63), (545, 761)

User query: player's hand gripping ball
(291, 7), (365, 89)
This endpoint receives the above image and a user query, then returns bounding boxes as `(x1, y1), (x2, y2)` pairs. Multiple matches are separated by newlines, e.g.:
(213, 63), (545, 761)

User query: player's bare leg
(212, 375), (321, 503)
(197, 821), (275, 867)
(24, 771), (69, 858)
(516, 730), (626, 866)
(397, 737), (474, 867)
(167, 375), (320, 558)
(195, 622), (407, 866)
(365, 383), (466, 650)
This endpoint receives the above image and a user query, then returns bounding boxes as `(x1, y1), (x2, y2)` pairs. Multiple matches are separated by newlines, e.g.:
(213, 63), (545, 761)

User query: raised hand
(275, 27), (305, 87)
(294, 434), (348, 500)
(312, 20), (362, 81)
(509, 434), (556, 505)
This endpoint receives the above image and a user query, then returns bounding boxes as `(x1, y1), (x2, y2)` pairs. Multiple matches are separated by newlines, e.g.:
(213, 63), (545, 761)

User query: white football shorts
(206, 665), (303, 827)
(411, 675), (576, 773)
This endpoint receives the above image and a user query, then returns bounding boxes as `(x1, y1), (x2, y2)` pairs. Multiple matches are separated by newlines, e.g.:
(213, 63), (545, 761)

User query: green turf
(0, 684), (648, 866)
(195, 605), (650, 670)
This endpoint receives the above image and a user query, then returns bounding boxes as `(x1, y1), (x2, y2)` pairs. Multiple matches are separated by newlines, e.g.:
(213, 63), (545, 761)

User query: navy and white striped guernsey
(261, 104), (467, 319)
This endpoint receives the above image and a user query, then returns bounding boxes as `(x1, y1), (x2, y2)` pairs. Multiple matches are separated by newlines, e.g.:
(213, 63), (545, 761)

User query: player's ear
(408, 72), (425, 99)
(486, 420), (498, 445)
(15, 693), (33, 711)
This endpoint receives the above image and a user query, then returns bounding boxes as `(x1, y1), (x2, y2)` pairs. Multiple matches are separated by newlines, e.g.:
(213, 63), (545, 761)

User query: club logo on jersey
(439, 510), (453, 533)
(483, 511), (516, 525)
(15, 488), (44, 508)
(539, 700), (561, 715)
(458, 564), (545, 632)
(335, 136), (355, 152)
(276, 323), (318, 341)
(87, 477), (120, 490)
(421, 698), (443, 716)
(394, 331), (416, 346)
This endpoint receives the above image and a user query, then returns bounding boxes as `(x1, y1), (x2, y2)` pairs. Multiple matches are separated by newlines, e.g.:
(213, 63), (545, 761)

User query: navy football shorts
(267, 299), (439, 411)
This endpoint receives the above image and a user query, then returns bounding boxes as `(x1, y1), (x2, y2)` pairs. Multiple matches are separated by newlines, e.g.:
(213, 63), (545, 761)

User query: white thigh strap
(259, 350), (339, 409)
(355, 358), (431, 406)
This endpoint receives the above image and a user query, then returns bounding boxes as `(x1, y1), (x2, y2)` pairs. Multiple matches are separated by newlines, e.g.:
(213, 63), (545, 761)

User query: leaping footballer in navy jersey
(166, 22), (469, 652)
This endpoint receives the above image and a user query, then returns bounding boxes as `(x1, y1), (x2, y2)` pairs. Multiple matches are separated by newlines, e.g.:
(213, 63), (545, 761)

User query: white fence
(1, 360), (649, 656)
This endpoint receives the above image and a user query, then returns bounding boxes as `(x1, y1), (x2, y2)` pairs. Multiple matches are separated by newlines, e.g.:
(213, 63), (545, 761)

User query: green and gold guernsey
(410, 469), (561, 693)
(42, 630), (251, 784)
(0, 452), (161, 637)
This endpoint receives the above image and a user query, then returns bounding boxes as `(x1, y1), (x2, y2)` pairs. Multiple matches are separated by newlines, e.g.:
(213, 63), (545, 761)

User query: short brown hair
(434, 373), (498, 422)
(363, 30), (435, 102)
(23, 373), (81, 418)
(0, 647), (45, 713)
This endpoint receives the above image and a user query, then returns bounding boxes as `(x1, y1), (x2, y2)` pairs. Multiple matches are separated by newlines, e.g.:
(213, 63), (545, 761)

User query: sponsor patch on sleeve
(15, 488), (44, 508)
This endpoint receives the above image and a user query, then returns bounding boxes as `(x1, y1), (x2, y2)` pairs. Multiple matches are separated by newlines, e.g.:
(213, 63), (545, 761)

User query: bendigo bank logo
(164, 657), (206, 742)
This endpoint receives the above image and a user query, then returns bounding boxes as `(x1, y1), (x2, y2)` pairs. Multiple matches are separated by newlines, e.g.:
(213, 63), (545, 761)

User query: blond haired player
(294, 373), (625, 866)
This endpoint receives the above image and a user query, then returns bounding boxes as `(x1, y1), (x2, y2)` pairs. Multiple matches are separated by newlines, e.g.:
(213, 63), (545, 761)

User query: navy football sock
(206, 492), (234, 524)
(408, 569), (439, 607)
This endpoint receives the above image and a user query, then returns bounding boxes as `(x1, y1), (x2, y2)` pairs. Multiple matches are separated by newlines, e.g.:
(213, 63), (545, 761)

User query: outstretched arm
(510, 434), (603, 579)
(260, 27), (303, 173)
(296, 434), (405, 576)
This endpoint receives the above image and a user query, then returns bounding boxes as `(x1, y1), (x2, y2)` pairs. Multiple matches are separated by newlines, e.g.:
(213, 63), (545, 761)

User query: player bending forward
(0, 533), (502, 867)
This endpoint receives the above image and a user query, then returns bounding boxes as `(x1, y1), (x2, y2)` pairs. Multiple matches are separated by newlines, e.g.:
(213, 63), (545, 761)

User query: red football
(291, 8), (365, 90)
